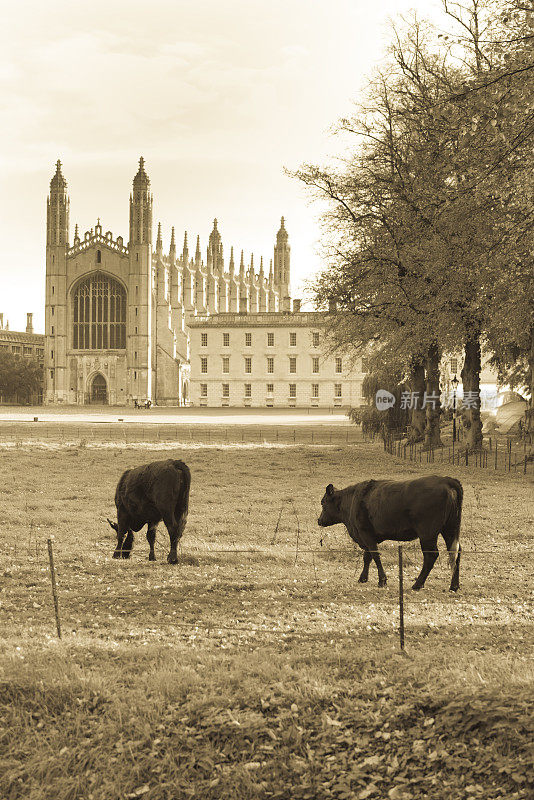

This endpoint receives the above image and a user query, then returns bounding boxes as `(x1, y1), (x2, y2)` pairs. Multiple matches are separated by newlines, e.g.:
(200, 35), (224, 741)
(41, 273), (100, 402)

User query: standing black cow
(107, 459), (190, 563)
(318, 475), (463, 591)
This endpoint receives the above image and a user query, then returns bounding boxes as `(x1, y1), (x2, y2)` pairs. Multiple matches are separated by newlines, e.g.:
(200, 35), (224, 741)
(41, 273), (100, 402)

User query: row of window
(0, 344), (44, 357)
(201, 331), (321, 348)
(200, 356), (343, 374)
(200, 383), (343, 398)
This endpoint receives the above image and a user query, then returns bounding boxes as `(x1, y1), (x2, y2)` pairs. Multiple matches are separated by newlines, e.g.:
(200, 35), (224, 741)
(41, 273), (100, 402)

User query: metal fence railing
(383, 432), (533, 474)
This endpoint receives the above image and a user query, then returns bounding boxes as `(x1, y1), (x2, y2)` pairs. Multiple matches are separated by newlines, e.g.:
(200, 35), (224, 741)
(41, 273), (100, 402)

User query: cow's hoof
(412, 583), (422, 591)
(113, 551), (121, 559)
(378, 578), (387, 588)
(167, 554), (178, 564)
(121, 551), (131, 559)
(358, 575), (368, 584)
(148, 554), (156, 562)
(449, 586), (459, 593)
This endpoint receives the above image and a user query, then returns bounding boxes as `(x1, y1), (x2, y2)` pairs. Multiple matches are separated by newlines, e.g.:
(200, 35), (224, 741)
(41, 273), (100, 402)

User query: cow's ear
(107, 518), (118, 532)
(326, 484), (335, 497)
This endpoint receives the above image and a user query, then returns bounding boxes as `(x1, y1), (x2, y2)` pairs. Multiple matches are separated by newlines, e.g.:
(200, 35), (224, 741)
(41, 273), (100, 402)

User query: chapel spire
(129, 156), (152, 245)
(47, 159), (70, 246)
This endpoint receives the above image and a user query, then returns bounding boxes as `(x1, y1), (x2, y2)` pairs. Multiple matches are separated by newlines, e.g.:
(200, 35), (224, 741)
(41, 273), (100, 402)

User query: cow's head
(107, 518), (119, 533)
(318, 484), (342, 527)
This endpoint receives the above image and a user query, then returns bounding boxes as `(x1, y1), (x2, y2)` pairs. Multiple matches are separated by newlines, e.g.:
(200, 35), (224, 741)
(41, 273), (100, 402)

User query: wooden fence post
(398, 545), (405, 651)
(47, 538), (61, 639)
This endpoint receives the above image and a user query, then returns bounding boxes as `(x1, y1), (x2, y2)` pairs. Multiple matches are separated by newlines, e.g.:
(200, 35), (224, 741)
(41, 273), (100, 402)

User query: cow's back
(365, 476), (460, 538)
(114, 459), (190, 530)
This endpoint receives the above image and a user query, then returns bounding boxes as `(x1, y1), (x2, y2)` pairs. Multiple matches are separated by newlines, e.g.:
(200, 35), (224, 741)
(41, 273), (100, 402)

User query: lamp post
(452, 374), (459, 443)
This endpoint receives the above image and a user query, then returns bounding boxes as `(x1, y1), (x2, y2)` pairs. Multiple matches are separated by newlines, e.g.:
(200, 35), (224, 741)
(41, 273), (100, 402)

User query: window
(134, 351), (137, 361)
(51, 306), (55, 316)
(134, 370), (137, 380)
(335, 383), (342, 398)
(51, 326), (54, 335)
(245, 332), (252, 346)
(37, 348), (44, 357)
(244, 357), (252, 373)
(361, 357), (369, 373)
(289, 384), (296, 398)
(312, 357), (319, 374)
(289, 332), (297, 346)
(200, 383), (208, 397)
(312, 383), (319, 398)
(201, 357), (208, 374)
(335, 357), (342, 374)
(52, 285), (55, 295)
(201, 332), (208, 347)
(244, 383), (251, 398)
(222, 357), (229, 374)
(267, 332), (274, 346)
(73, 273), (126, 350)
(312, 332), (320, 347)
(222, 383), (229, 398)
(289, 357), (297, 374)
(267, 357), (274, 374)
(50, 349), (53, 359)
(450, 358), (458, 374)
(50, 369), (54, 379)
(96, 250), (101, 264)
(12, 345), (21, 354)
(267, 383), (274, 395)
(223, 332), (230, 347)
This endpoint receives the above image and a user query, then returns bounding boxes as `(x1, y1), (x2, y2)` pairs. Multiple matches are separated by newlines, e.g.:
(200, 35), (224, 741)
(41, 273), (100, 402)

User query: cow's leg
(121, 530), (134, 559)
(113, 513), (131, 559)
(358, 549), (372, 583)
(164, 512), (187, 564)
(412, 536), (439, 590)
(449, 543), (461, 592)
(371, 549), (387, 587)
(146, 525), (157, 561)
(443, 533), (461, 592)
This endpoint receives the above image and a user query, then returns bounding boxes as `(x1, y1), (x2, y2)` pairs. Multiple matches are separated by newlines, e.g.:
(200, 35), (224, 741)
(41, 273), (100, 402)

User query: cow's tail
(172, 460), (191, 520)
(443, 478), (463, 571)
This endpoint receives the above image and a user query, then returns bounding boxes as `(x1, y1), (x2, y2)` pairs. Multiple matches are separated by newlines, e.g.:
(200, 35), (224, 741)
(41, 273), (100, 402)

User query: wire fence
(0, 423), (359, 447)
(2, 526), (532, 653)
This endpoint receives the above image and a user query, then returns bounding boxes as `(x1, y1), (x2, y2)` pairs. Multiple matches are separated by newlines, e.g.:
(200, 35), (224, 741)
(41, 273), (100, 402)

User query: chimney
(293, 298), (301, 312)
(283, 296), (292, 312)
(26, 313), (34, 333)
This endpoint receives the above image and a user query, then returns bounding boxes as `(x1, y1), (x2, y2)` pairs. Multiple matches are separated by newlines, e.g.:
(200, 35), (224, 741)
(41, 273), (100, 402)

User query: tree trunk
(407, 358), (426, 443)
(528, 323), (534, 435)
(424, 342), (443, 449)
(461, 332), (484, 451)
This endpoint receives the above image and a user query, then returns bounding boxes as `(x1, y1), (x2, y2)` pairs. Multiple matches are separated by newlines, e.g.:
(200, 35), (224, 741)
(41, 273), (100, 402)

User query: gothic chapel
(44, 158), (291, 405)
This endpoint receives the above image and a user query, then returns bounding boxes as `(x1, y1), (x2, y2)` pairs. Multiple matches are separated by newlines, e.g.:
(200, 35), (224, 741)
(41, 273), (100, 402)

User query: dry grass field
(0, 436), (533, 800)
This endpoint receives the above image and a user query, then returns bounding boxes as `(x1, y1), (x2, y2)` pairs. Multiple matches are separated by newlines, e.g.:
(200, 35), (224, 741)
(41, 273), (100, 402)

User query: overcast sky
(0, 0), (443, 333)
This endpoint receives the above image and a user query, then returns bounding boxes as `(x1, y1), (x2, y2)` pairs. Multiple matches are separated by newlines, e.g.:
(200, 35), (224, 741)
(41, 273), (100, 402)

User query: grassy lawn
(0, 439), (532, 799)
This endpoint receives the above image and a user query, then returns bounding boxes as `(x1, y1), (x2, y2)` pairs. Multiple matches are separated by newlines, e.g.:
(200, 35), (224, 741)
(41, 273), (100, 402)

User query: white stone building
(188, 311), (365, 408)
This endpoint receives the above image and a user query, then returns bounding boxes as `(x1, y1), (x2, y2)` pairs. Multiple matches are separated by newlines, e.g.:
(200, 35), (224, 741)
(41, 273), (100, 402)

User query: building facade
(44, 158), (312, 406)
(188, 312), (364, 408)
(43, 158), (369, 407)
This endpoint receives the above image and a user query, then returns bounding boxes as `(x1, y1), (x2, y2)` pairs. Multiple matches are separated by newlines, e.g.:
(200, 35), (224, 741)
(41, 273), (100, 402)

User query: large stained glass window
(73, 273), (126, 349)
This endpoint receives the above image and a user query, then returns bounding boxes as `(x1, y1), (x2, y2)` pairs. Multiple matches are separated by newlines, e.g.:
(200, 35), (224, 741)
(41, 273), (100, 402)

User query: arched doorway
(90, 373), (107, 404)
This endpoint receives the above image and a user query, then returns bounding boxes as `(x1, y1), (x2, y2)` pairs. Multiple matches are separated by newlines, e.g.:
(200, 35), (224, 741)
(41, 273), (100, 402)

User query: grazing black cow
(107, 459), (190, 563)
(318, 475), (463, 591)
